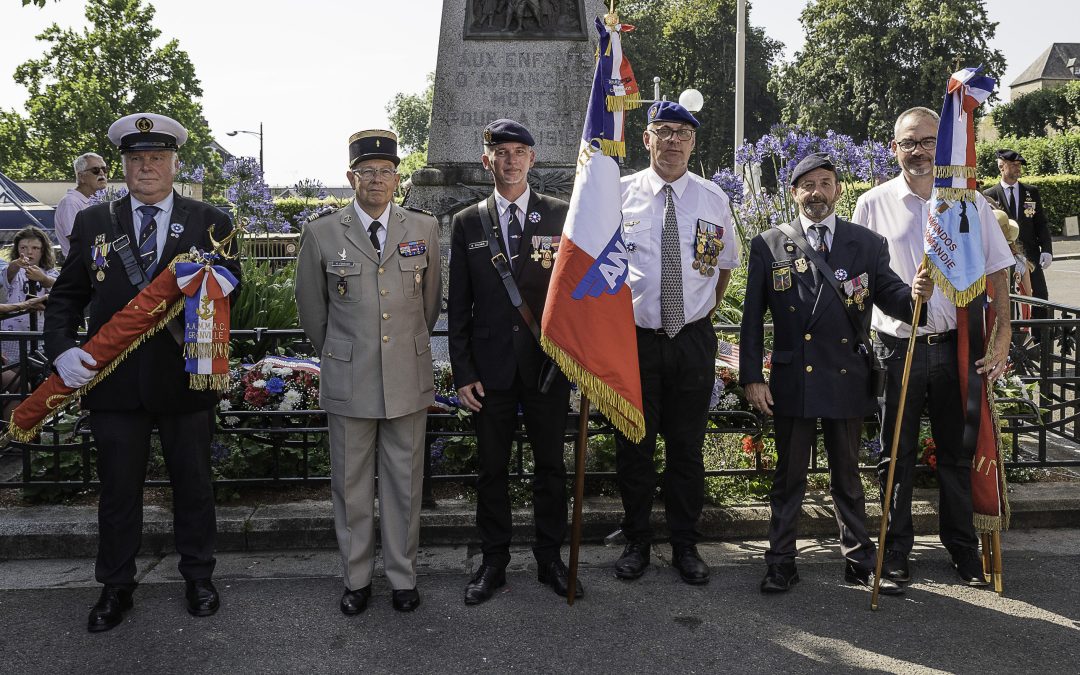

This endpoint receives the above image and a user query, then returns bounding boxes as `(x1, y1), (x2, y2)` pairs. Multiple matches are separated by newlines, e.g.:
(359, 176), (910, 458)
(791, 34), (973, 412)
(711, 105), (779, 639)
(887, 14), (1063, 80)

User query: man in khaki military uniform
(295, 129), (441, 614)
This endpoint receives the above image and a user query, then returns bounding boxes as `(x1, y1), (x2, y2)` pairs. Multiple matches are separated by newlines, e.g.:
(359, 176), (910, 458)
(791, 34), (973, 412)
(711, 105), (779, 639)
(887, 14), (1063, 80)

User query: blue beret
(483, 119), (534, 146)
(646, 101), (699, 128)
(790, 152), (838, 186)
(108, 113), (188, 152)
(996, 149), (1026, 164)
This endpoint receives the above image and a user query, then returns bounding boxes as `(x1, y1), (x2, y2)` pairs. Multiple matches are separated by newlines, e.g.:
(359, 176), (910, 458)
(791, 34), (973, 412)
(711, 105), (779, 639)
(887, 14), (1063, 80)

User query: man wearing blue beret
(448, 118), (580, 605)
(613, 101), (740, 585)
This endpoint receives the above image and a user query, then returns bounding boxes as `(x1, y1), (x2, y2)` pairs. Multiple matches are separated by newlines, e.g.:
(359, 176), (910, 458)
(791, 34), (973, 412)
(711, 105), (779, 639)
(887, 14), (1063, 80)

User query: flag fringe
(927, 266), (985, 307)
(598, 138), (626, 158)
(183, 342), (230, 359)
(541, 336), (645, 443)
(6, 300), (185, 443)
(606, 92), (641, 112)
(189, 372), (230, 391)
(935, 165), (978, 179)
(935, 187), (979, 202)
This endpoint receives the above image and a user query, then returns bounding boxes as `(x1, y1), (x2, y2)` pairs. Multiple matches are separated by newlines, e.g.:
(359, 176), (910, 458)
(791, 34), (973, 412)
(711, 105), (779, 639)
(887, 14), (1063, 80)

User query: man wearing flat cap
(740, 152), (932, 595)
(613, 101), (739, 586)
(295, 129), (441, 614)
(43, 112), (240, 632)
(984, 149), (1052, 340)
(448, 118), (579, 605)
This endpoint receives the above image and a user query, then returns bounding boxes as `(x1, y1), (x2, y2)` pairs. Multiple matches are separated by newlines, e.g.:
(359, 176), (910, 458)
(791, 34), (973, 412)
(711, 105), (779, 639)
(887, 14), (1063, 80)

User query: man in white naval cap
(44, 112), (240, 633)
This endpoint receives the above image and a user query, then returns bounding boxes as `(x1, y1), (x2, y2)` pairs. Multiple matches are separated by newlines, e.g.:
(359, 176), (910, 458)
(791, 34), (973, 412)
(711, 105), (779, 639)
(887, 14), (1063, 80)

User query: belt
(636, 316), (711, 337)
(882, 330), (956, 345)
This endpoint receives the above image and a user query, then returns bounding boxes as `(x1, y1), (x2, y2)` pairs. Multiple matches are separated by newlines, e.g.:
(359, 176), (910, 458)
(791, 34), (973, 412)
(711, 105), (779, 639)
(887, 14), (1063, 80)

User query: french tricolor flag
(540, 16), (645, 442)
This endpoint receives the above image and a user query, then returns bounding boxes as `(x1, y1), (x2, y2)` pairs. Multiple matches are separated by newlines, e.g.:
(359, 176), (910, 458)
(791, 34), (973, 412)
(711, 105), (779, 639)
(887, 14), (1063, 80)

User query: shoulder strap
(476, 196), (543, 344)
(109, 200), (150, 290)
(777, 221), (874, 352)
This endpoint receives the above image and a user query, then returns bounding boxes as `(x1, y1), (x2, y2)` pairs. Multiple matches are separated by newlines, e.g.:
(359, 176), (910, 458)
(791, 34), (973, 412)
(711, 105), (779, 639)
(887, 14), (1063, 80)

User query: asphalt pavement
(2, 530), (1078, 674)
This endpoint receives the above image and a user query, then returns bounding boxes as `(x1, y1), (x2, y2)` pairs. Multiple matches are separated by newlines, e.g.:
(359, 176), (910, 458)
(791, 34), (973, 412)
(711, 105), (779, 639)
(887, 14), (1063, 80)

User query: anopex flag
(925, 66), (1009, 532)
(541, 16), (645, 442)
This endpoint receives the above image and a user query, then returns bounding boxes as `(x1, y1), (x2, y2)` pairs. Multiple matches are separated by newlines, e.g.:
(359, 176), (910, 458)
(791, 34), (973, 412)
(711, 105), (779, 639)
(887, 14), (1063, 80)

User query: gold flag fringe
(606, 92), (642, 112)
(541, 336), (646, 443)
(935, 165), (978, 179)
(598, 138), (626, 158)
(183, 342), (230, 360)
(976, 323), (1011, 533)
(189, 372), (230, 391)
(6, 299), (185, 443)
(935, 187), (979, 202)
(927, 267), (985, 308)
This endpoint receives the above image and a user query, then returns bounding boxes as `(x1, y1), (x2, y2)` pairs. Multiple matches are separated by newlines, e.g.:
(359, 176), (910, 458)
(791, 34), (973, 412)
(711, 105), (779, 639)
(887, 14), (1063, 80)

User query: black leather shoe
(184, 579), (220, 617)
(672, 545), (710, 585)
(760, 563), (799, 593)
(845, 562), (903, 595)
(614, 541), (650, 580)
(392, 588), (421, 612)
(953, 549), (990, 587)
(537, 560), (584, 598)
(87, 585), (134, 633)
(340, 585), (371, 615)
(464, 564), (506, 606)
(882, 550), (911, 583)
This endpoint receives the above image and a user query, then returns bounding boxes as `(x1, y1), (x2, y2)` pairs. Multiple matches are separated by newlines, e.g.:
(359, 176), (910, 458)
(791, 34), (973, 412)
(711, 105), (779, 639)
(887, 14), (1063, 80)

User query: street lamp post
(226, 122), (264, 172)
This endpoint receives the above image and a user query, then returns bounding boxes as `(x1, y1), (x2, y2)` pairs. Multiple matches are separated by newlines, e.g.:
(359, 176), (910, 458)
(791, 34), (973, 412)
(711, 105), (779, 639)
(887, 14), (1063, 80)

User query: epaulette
(402, 205), (435, 218)
(306, 205), (343, 223)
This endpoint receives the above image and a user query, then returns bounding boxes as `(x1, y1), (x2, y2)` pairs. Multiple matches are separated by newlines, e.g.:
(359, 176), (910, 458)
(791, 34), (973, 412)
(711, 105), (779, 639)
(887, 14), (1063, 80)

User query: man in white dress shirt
(54, 152), (108, 257)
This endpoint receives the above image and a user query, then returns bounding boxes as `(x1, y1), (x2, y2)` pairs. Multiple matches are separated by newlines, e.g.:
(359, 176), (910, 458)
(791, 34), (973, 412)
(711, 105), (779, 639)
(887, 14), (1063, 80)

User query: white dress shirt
(852, 175), (1014, 338)
(621, 167), (740, 329)
(54, 188), (91, 257)
(797, 212), (836, 250)
(129, 191), (174, 262)
(999, 179), (1019, 217)
(353, 200), (392, 258)
(493, 186), (531, 265)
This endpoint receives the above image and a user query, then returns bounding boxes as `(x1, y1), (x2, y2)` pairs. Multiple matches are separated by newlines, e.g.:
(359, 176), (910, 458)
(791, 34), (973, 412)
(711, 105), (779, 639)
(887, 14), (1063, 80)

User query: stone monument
(406, 0), (608, 224)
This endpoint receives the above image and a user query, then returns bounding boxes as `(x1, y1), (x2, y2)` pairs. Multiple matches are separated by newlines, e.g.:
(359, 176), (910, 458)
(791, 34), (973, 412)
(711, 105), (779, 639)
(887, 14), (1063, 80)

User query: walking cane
(566, 397), (590, 605)
(871, 293), (925, 610)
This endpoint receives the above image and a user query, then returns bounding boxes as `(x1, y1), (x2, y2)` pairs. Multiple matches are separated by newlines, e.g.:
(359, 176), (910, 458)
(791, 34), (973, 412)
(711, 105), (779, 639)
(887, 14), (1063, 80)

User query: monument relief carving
(465, 0), (588, 39)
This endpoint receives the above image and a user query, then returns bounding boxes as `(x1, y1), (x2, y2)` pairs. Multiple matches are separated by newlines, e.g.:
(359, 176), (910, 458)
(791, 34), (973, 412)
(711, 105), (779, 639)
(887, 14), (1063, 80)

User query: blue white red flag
(541, 16), (645, 442)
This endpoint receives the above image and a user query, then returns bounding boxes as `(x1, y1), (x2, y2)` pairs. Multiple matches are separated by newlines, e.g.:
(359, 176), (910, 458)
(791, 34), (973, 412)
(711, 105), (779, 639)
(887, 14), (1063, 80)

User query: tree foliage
(385, 72), (434, 155)
(992, 81), (1080, 138)
(2, 0), (219, 181)
(772, 0), (1006, 142)
(619, 0), (783, 173)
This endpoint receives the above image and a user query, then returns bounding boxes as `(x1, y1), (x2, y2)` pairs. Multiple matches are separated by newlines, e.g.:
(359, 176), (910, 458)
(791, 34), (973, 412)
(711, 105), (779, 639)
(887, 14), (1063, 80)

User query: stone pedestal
(405, 0), (607, 226)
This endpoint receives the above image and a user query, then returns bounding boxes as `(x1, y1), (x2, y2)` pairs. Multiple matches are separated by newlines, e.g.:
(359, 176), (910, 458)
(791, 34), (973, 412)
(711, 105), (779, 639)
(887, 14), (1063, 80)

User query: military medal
(337, 279), (347, 296)
(528, 211), (541, 223)
(834, 268), (848, 282)
(96, 270), (105, 282)
(794, 258), (808, 274)
(694, 219), (724, 276)
(531, 235), (558, 269)
(772, 262), (792, 291)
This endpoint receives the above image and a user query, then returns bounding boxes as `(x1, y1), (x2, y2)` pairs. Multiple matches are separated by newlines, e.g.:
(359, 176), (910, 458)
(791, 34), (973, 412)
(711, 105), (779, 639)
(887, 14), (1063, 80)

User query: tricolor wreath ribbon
(176, 262), (239, 391)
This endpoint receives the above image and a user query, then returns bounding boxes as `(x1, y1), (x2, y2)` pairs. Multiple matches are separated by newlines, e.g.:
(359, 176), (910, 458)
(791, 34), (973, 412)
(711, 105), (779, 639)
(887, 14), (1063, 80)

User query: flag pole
(871, 287), (926, 609)
(566, 396), (590, 605)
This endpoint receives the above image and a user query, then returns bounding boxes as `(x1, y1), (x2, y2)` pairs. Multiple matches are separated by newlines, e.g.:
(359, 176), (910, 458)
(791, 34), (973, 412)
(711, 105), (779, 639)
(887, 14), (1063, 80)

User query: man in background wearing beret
(741, 152), (932, 595)
(448, 119), (580, 605)
(983, 149), (1053, 342)
(613, 101), (739, 585)
(44, 112), (240, 632)
(295, 129), (441, 614)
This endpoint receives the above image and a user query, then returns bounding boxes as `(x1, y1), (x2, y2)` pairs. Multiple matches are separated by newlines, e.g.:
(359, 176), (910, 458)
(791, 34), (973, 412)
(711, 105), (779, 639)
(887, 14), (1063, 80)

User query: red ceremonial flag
(540, 16), (645, 442)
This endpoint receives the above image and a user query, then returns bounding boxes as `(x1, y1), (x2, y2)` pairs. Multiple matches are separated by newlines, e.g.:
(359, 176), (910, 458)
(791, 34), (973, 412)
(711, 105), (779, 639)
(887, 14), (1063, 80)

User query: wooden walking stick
(871, 293), (925, 610)
(566, 397), (590, 605)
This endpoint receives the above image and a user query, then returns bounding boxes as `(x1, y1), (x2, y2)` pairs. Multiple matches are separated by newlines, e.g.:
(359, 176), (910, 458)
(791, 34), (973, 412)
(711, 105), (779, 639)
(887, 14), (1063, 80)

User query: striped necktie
(137, 204), (160, 272)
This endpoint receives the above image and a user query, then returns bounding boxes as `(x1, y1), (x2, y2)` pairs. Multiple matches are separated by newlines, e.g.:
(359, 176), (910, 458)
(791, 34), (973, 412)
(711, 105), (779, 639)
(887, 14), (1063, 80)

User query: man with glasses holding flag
(295, 129), (441, 614)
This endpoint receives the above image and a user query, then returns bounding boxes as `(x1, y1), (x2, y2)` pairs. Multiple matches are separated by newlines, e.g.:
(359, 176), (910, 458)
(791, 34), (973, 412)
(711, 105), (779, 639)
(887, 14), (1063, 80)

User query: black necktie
(1007, 186), (1017, 220)
(368, 221), (381, 257)
(507, 204), (523, 268)
(136, 204), (160, 272)
(811, 224), (830, 259)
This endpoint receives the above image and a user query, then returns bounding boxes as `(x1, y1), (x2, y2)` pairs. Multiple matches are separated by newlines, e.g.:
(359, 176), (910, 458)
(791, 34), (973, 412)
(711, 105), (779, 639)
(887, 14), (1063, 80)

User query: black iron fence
(2, 296), (1078, 494)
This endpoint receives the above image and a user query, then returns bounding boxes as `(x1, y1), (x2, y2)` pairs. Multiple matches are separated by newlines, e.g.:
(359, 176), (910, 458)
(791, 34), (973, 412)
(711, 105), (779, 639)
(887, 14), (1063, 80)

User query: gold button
(840, 368), (847, 374)
(788, 306), (796, 312)
(804, 333), (812, 341)
(382, 336), (389, 343)
(841, 338), (849, 344)
(382, 313), (390, 320)
(338, 270), (346, 277)
(414, 264), (420, 271)
(378, 267), (385, 274)
(805, 365), (813, 373)
(381, 289), (388, 296)
(326, 352), (333, 358)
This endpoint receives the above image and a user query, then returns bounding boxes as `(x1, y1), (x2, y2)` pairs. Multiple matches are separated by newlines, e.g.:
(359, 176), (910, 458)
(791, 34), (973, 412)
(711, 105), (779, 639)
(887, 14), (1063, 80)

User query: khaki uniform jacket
(295, 201), (442, 419)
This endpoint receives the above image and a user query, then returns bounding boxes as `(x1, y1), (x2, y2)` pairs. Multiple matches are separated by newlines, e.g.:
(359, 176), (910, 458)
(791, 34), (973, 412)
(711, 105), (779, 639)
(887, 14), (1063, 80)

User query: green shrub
(976, 132), (1080, 177)
(273, 197), (349, 229)
(979, 175), (1080, 235)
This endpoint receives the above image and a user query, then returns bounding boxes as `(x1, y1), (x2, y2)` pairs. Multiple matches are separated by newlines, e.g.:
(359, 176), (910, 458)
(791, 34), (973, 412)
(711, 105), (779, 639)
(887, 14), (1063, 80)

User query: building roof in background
(1011, 43), (1080, 87)
(0, 170), (44, 205)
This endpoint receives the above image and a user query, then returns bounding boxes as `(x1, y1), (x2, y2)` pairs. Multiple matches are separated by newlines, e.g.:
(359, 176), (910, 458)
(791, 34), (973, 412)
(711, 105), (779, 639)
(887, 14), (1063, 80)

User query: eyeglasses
(649, 127), (695, 142)
(354, 168), (398, 181)
(895, 138), (937, 152)
(83, 166), (108, 176)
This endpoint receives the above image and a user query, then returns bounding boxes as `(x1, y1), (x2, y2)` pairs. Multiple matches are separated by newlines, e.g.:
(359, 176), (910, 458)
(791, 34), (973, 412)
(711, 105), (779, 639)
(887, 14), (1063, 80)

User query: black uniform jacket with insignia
(448, 191), (568, 391)
(739, 217), (917, 419)
(44, 193), (240, 413)
(982, 182), (1052, 261)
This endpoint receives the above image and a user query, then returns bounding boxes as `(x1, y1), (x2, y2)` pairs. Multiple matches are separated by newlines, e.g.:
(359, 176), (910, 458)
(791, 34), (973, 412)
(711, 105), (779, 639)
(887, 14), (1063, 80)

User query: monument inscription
(465, 0), (588, 40)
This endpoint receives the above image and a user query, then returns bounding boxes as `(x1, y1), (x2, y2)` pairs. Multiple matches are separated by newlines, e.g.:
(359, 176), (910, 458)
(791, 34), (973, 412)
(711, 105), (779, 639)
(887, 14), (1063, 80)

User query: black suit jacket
(448, 191), (568, 391)
(983, 182), (1052, 260)
(739, 218), (916, 419)
(44, 192), (240, 413)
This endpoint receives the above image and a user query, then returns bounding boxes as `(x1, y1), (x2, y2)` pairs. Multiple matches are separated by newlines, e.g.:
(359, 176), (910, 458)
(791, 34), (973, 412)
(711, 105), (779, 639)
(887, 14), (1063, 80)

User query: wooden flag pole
(871, 294), (925, 610)
(566, 396), (590, 606)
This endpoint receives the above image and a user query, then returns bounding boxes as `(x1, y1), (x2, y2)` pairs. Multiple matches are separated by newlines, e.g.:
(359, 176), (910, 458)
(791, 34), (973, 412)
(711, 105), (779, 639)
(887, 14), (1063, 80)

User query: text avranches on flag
(540, 15), (645, 442)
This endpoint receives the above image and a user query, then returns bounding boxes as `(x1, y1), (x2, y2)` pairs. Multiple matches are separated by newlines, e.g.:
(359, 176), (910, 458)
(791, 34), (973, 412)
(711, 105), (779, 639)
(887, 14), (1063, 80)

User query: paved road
(2, 531), (1078, 673)
(1044, 256), (1080, 309)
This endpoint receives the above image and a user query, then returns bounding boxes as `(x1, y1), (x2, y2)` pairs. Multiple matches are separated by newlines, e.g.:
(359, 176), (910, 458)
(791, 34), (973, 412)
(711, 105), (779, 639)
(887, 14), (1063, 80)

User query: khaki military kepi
(349, 129), (399, 167)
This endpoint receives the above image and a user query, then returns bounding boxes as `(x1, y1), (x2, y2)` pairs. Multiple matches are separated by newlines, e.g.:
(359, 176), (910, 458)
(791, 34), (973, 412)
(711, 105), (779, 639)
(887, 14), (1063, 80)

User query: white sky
(0, 0), (1075, 186)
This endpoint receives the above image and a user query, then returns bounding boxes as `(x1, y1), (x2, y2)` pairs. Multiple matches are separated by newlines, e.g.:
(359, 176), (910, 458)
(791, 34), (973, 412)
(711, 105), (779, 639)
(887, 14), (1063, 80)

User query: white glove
(54, 347), (98, 388)
(1040, 252), (1052, 269)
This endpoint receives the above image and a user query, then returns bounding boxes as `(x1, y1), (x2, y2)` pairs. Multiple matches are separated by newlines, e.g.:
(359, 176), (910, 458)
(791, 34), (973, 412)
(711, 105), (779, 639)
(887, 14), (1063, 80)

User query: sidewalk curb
(2, 483), (1077, 560)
